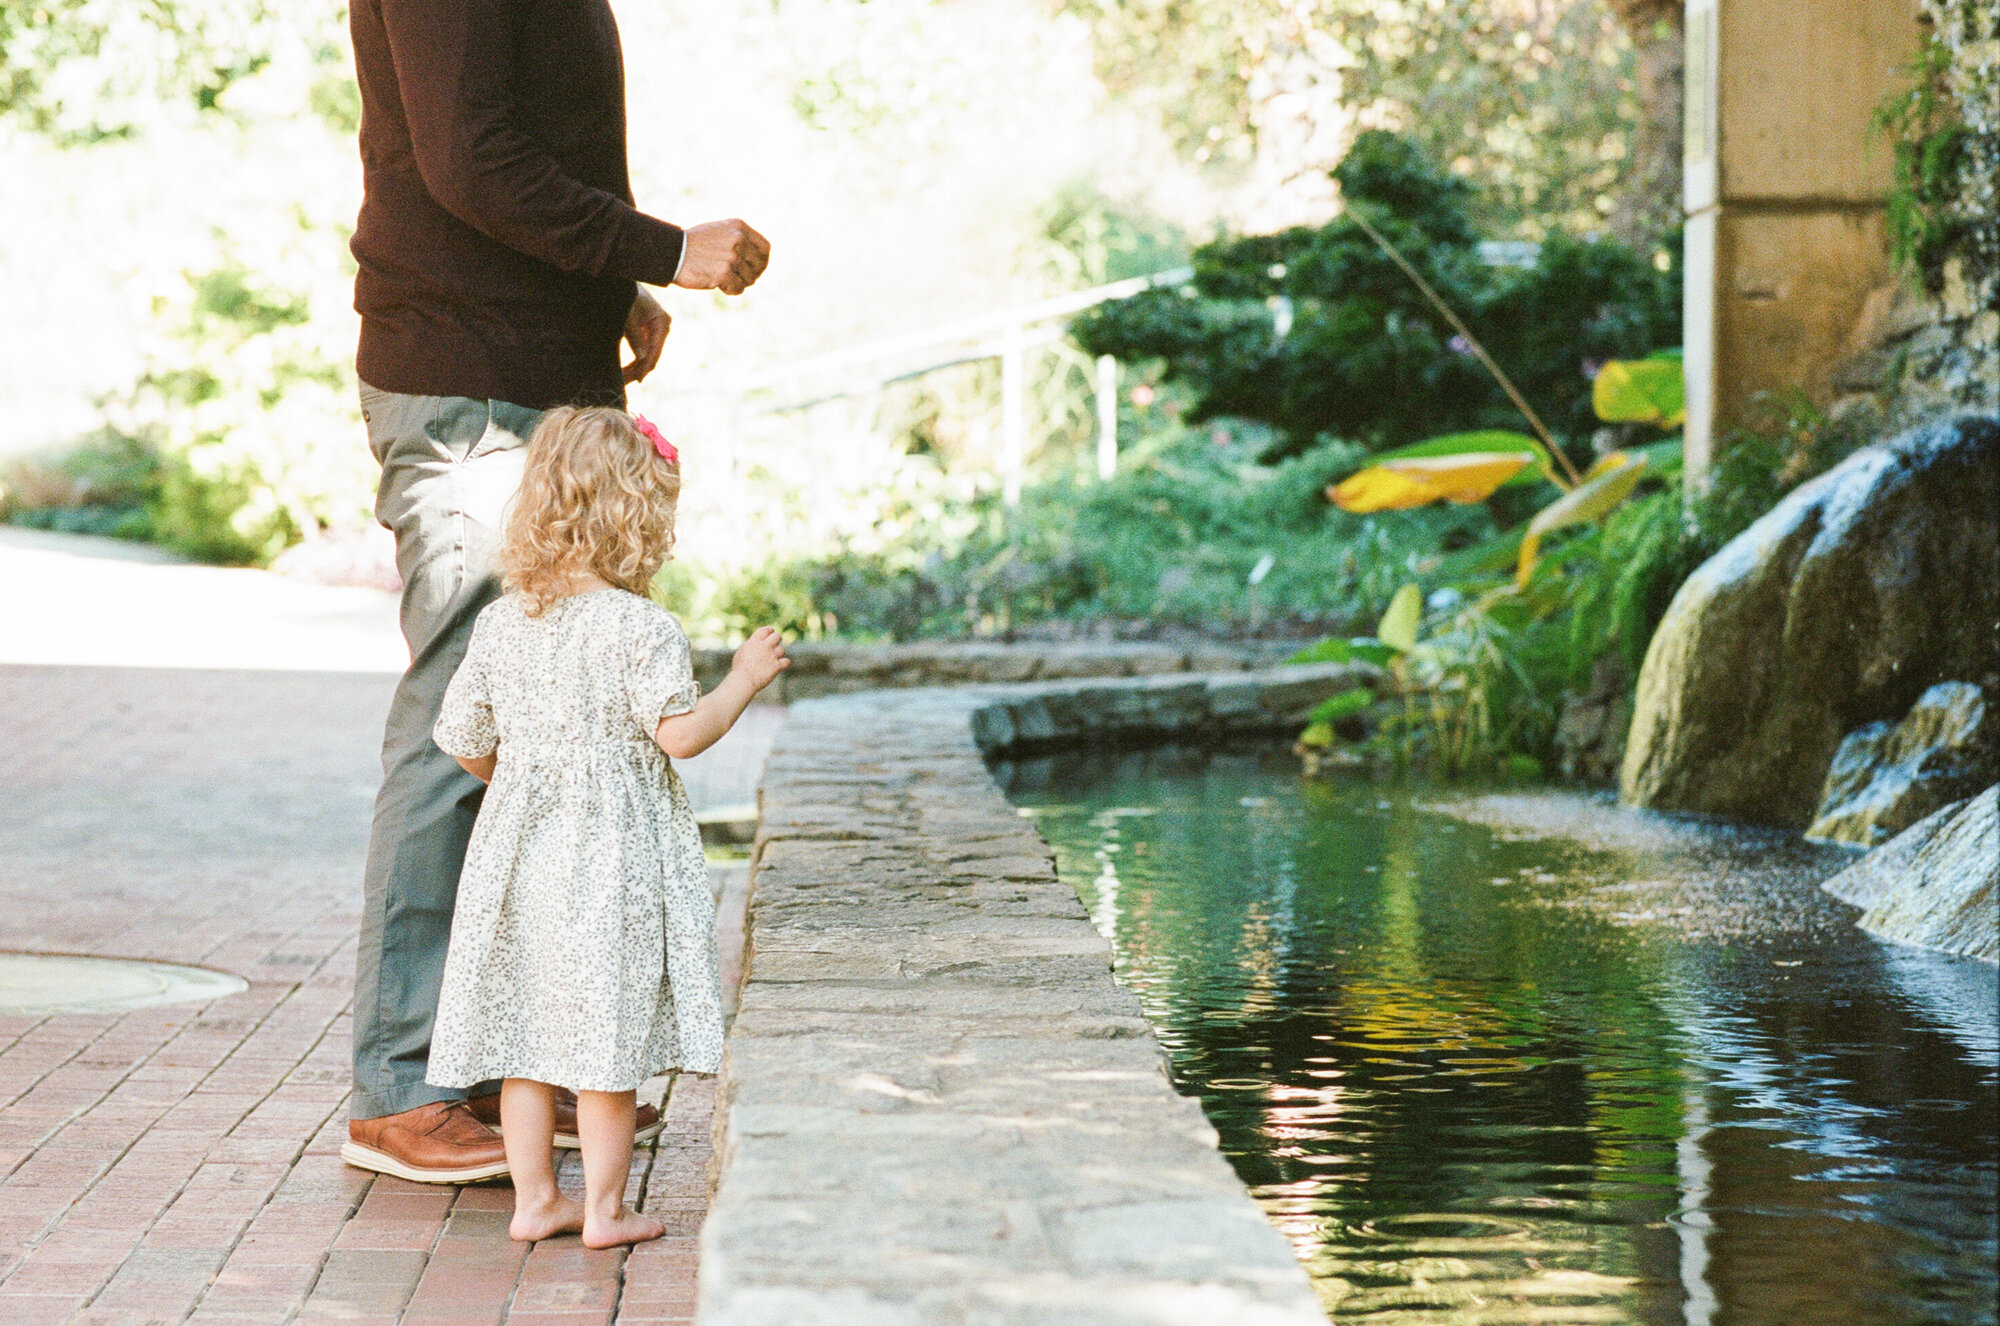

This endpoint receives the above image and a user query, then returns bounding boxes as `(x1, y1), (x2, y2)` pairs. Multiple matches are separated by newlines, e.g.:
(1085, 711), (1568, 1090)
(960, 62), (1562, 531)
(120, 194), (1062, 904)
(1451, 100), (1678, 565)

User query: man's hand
(673, 219), (771, 295)
(622, 288), (670, 384)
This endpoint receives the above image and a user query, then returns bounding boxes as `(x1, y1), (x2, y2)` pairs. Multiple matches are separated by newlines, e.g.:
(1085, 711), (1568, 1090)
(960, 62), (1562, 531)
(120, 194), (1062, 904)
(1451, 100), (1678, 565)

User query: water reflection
(1002, 746), (1998, 1325)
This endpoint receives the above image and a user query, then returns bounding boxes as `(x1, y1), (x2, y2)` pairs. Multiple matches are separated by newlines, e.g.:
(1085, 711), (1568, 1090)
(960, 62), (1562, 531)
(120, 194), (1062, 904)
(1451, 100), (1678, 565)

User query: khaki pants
(350, 385), (545, 1119)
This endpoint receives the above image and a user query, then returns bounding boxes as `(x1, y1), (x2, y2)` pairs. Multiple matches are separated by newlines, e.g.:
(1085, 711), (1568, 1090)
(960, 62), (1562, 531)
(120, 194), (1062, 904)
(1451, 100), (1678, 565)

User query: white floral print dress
(425, 590), (723, 1092)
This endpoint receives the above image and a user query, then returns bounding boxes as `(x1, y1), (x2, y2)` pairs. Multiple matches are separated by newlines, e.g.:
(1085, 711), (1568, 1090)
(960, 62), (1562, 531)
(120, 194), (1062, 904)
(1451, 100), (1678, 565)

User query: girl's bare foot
(510, 1193), (585, 1242)
(582, 1205), (665, 1249)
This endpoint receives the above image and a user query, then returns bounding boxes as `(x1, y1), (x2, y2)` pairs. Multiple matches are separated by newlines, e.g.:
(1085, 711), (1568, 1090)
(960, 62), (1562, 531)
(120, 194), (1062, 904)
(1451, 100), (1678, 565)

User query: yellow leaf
(1514, 452), (1649, 588)
(1329, 452), (1536, 513)
(1357, 430), (1558, 487)
(1378, 583), (1423, 652)
(1592, 358), (1686, 428)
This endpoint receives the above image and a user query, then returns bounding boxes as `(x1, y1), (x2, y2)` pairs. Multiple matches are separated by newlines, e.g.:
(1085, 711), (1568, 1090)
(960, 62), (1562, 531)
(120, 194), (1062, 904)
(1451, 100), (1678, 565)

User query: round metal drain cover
(0, 953), (248, 1015)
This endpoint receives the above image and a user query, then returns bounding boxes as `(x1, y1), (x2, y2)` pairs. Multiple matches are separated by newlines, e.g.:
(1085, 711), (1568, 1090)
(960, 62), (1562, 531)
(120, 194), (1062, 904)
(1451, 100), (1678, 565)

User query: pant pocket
(427, 397), (498, 463)
(467, 398), (544, 461)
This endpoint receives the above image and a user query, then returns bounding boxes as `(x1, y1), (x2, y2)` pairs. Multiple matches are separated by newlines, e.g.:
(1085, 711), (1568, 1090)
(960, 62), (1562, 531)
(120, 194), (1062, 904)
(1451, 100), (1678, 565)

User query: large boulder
(1821, 786), (1998, 962)
(1807, 682), (1996, 845)
(1621, 415), (2000, 827)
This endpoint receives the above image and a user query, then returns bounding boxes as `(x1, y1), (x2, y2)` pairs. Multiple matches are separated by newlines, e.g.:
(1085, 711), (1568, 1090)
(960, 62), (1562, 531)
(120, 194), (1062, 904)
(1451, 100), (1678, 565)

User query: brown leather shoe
(341, 1100), (510, 1183)
(467, 1088), (664, 1150)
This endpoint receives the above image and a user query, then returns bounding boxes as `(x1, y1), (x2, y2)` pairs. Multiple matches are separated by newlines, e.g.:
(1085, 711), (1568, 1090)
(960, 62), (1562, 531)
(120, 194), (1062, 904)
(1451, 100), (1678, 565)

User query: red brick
(1, 1260), (120, 1296)
(0, 666), (728, 1326)
(332, 1216), (444, 1252)
(202, 1259), (321, 1298)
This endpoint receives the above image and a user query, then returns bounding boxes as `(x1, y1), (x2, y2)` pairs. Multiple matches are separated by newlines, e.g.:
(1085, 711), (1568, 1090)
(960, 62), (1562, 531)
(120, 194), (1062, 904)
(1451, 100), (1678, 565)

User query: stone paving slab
(1, 663), (730, 1324)
(701, 678), (1342, 1325)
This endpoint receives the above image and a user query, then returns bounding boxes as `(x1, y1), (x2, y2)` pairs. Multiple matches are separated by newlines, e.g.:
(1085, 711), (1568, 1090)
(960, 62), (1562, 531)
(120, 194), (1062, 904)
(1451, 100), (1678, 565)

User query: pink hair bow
(632, 413), (678, 465)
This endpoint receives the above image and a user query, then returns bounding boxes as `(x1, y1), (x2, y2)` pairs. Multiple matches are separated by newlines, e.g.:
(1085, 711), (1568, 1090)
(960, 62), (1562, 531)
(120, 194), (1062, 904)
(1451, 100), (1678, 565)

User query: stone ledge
(693, 639), (1310, 704)
(967, 662), (1379, 756)
(697, 667), (1362, 1324)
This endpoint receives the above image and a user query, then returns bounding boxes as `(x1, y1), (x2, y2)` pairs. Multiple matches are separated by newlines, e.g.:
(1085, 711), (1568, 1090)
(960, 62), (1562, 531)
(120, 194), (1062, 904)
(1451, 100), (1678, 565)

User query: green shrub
(1073, 131), (1680, 463)
(0, 430), (161, 540)
(657, 420), (1496, 642)
(799, 424), (1496, 639)
(89, 259), (373, 565)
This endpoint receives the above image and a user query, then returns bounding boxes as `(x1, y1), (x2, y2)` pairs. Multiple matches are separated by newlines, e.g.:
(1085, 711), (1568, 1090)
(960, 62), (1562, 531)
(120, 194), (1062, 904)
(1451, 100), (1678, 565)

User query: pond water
(1000, 745), (1998, 1326)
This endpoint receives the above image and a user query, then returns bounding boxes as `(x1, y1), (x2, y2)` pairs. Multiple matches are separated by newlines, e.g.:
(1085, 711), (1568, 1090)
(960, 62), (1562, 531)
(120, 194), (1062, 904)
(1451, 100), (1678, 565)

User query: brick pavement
(0, 663), (736, 1324)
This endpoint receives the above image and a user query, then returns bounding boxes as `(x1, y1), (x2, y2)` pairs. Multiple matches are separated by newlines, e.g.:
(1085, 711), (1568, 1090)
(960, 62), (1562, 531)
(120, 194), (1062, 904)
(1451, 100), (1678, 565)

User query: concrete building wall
(1683, 0), (1922, 476)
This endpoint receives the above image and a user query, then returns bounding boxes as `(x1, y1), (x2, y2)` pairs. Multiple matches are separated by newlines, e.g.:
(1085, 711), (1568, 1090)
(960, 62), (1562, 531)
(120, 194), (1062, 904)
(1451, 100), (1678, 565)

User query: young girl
(426, 406), (787, 1248)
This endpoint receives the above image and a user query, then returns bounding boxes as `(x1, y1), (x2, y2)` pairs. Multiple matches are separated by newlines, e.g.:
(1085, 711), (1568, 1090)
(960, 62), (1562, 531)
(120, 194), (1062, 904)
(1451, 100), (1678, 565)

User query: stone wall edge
(696, 667), (1346, 1323)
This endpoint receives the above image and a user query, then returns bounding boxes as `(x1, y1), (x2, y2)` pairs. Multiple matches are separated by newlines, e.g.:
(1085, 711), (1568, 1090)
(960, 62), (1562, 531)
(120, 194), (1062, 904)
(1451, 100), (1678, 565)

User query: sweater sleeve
(376, 0), (685, 286)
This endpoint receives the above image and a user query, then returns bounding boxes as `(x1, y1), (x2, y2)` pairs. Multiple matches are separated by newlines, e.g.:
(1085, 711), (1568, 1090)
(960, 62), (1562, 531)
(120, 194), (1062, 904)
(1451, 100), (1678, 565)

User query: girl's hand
(656, 628), (788, 760)
(731, 627), (790, 694)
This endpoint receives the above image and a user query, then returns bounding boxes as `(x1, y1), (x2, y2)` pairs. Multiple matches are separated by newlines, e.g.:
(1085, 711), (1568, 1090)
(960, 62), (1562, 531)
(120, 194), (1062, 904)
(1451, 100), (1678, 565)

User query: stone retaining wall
(692, 639), (1306, 704)
(697, 663), (1374, 1325)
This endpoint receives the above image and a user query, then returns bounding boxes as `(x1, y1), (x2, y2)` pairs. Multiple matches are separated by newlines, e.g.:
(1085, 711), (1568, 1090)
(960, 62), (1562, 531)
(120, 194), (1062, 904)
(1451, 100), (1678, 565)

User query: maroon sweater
(349, 0), (685, 409)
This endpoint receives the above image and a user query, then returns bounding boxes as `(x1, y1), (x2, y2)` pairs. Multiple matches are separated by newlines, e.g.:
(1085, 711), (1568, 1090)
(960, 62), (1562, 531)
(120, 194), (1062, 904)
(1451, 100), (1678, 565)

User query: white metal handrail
(727, 266), (1192, 396)
(675, 265), (1193, 504)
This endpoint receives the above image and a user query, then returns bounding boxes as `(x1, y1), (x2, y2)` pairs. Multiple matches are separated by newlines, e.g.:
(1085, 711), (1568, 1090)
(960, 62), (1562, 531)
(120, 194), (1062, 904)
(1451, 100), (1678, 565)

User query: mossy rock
(1621, 415), (2000, 827)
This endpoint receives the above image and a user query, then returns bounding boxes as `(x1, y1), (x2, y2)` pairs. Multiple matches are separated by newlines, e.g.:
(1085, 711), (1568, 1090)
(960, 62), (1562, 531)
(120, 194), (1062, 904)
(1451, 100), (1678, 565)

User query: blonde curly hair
(500, 406), (681, 616)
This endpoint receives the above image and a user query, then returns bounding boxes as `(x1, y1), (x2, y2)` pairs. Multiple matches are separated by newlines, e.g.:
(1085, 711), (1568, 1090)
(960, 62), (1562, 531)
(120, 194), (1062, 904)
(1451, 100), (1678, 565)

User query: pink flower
(632, 413), (678, 465)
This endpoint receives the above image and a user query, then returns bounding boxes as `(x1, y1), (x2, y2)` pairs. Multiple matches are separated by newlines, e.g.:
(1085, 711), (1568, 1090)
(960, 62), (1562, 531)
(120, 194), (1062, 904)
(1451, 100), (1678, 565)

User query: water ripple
(1005, 746), (1999, 1326)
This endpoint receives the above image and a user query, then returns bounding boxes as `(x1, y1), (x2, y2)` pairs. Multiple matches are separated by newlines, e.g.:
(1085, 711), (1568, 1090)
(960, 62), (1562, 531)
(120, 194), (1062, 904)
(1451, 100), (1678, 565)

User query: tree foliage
(1057, 0), (1663, 240)
(0, 0), (314, 140)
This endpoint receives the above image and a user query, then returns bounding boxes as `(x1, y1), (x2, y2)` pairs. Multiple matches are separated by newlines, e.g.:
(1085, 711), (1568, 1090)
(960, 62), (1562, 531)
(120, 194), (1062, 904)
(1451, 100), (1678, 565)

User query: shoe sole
(340, 1140), (510, 1184)
(494, 1118), (667, 1151)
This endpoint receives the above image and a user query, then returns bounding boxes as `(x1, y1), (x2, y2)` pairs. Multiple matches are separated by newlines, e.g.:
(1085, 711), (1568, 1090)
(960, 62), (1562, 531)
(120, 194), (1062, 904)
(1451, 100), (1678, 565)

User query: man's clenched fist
(674, 219), (771, 295)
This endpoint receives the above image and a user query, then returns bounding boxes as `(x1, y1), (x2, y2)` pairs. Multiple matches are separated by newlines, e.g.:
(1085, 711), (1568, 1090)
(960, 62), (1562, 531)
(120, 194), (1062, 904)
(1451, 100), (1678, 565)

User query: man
(340, 0), (769, 1182)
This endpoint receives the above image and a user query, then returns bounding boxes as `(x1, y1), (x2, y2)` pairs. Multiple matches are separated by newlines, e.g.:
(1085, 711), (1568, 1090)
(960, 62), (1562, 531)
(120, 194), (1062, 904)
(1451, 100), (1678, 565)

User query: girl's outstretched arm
(655, 627), (789, 760)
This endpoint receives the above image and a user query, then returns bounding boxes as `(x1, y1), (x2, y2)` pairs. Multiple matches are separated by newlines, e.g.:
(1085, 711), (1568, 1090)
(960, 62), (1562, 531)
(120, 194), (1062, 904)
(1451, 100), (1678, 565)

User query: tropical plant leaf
(1627, 437), (1684, 476)
(1359, 430), (1556, 480)
(1328, 451), (1538, 513)
(1431, 527), (1527, 580)
(1378, 583), (1423, 651)
(1327, 430), (1558, 508)
(1515, 452), (1649, 587)
(1309, 687), (1375, 724)
(1289, 636), (1401, 667)
(1592, 357), (1685, 427)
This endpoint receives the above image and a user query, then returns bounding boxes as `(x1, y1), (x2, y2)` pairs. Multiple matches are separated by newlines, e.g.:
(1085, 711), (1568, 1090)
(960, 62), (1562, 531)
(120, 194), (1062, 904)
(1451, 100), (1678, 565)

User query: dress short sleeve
(629, 606), (700, 732)
(434, 615), (499, 760)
